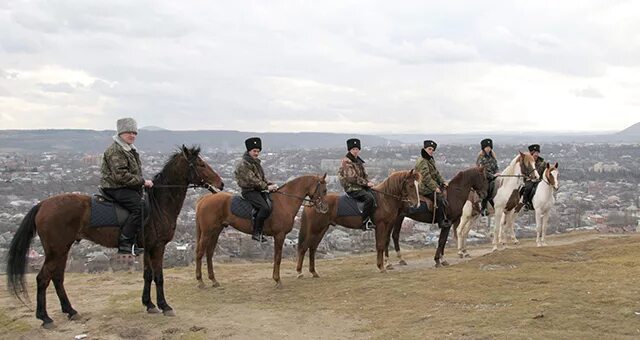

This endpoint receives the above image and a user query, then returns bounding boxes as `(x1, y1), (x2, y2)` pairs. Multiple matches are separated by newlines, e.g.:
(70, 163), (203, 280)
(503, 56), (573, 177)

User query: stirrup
(252, 232), (268, 243)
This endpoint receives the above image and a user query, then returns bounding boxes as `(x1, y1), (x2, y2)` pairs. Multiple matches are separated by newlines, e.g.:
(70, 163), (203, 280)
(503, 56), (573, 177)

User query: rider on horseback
(338, 138), (376, 230)
(476, 138), (499, 216)
(415, 140), (450, 228)
(520, 143), (546, 211)
(100, 118), (154, 255)
(234, 137), (278, 242)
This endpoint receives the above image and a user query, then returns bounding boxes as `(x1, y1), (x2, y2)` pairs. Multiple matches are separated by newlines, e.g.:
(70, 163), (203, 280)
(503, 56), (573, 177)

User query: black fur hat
(528, 144), (540, 153)
(245, 137), (262, 151)
(423, 140), (437, 150)
(481, 138), (493, 149)
(347, 138), (361, 151)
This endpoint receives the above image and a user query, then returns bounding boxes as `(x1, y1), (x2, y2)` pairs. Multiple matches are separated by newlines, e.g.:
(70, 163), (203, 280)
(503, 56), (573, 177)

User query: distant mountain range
(0, 123), (638, 153)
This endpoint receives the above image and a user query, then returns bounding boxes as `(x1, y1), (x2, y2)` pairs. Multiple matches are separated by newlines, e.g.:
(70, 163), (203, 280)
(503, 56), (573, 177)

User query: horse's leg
(150, 247), (174, 316)
(392, 216), (406, 265)
(206, 227), (223, 287)
(35, 257), (56, 328)
(272, 233), (286, 288)
(535, 211), (543, 247)
(375, 223), (387, 273)
(309, 247), (320, 278)
(51, 251), (79, 320)
(457, 214), (469, 258)
(384, 223), (395, 270)
(295, 239), (307, 278)
(435, 226), (451, 267)
(509, 213), (519, 245)
(541, 212), (550, 246)
(492, 206), (503, 251)
(142, 252), (159, 313)
(195, 220), (207, 289)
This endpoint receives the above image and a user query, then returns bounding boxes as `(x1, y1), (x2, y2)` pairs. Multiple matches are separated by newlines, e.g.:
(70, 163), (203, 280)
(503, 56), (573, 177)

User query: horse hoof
(147, 307), (161, 314)
(458, 253), (464, 259)
(379, 268), (387, 274)
(514, 241), (520, 245)
(398, 260), (408, 266)
(274, 281), (283, 289)
(435, 262), (442, 268)
(464, 253), (471, 258)
(536, 243), (542, 247)
(197, 282), (206, 289)
(68, 312), (81, 321)
(296, 273), (304, 279)
(211, 281), (221, 288)
(441, 260), (450, 266)
(311, 272), (320, 278)
(492, 247), (498, 252)
(386, 264), (394, 270)
(163, 309), (176, 317)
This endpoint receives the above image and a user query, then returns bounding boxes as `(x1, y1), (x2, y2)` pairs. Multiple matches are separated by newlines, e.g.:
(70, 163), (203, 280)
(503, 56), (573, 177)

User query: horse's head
(307, 173), (329, 213)
(544, 162), (559, 191)
(401, 169), (421, 208)
(180, 145), (224, 193)
(519, 151), (539, 180)
(471, 166), (489, 199)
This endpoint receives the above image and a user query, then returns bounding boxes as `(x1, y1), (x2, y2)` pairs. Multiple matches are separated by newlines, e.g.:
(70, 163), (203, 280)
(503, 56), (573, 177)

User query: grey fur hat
(117, 118), (138, 135)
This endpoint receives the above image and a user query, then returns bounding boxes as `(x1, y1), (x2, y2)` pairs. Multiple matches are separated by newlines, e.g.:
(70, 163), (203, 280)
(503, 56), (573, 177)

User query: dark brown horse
(195, 174), (327, 288)
(296, 170), (421, 277)
(6, 146), (224, 328)
(386, 166), (488, 267)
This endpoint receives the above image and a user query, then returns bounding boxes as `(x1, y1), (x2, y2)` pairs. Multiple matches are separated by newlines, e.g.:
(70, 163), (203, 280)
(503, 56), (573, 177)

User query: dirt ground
(3, 231), (640, 339)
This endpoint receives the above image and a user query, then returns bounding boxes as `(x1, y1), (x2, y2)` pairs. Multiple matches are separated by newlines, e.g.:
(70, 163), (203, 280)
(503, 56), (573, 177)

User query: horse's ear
(322, 173), (327, 180)
(519, 151), (525, 158)
(554, 162), (559, 169)
(181, 144), (188, 154)
(546, 162), (550, 169)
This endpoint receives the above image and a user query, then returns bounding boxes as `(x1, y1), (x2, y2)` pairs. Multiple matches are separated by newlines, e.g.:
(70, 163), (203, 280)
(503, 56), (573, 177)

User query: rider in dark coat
(476, 138), (499, 216)
(521, 144), (545, 210)
(338, 138), (376, 230)
(415, 140), (450, 228)
(234, 137), (278, 242)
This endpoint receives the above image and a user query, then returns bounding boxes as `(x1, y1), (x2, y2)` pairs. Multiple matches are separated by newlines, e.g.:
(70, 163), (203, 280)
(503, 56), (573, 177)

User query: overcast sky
(1, 1), (639, 133)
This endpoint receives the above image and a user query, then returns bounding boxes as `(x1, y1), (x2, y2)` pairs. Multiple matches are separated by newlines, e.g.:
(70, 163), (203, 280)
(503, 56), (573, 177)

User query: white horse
(501, 162), (559, 247)
(456, 152), (539, 253)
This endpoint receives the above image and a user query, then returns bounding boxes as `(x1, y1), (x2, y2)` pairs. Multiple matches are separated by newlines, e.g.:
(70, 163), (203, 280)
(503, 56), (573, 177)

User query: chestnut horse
(6, 146), (224, 328)
(296, 170), (421, 277)
(195, 174), (327, 288)
(386, 166), (488, 267)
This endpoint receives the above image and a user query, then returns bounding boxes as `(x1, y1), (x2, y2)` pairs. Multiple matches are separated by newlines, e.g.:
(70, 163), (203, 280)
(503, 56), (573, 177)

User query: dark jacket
(234, 152), (271, 193)
(476, 150), (499, 179)
(415, 149), (445, 195)
(100, 137), (144, 189)
(338, 153), (369, 193)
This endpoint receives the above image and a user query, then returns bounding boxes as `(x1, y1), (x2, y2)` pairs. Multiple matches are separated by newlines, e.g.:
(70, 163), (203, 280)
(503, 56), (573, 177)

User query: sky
(1, 0), (639, 134)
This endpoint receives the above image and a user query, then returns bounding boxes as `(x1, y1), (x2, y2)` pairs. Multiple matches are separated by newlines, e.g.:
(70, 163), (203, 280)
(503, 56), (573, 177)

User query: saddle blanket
(336, 194), (365, 217)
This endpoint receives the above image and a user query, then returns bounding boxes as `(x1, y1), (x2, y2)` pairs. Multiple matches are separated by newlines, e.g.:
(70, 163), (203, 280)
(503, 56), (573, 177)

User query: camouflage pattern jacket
(100, 136), (144, 189)
(234, 152), (270, 193)
(338, 153), (369, 193)
(415, 149), (445, 195)
(534, 156), (545, 179)
(476, 150), (499, 180)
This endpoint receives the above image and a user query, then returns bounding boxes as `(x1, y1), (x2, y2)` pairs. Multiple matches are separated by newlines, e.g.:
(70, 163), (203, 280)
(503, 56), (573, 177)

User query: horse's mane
(375, 170), (411, 194)
(449, 167), (479, 186)
(147, 146), (201, 222)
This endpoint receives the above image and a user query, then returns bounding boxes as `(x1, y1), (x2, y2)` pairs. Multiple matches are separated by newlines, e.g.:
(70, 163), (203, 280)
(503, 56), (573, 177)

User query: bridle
(272, 177), (328, 213)
(152, 153), (221, 193)
(371, 174), (420, 207)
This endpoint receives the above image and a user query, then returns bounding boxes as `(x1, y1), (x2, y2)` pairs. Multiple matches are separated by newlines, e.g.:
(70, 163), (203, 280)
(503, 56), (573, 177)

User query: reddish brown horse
(385, 166), (488, 267)
(195, 174), (327, 288)
(6, 146), (224, 328)
(296, 170), (421, 277)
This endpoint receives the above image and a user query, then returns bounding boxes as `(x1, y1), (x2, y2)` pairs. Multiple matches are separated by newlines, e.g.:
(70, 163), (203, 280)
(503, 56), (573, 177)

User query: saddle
(230, 194), (272, 220)
(89, 188), (148, 228)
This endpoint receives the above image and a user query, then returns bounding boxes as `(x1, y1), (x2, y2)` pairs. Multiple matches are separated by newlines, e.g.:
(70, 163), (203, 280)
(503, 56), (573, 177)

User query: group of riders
(101, 117), (547, 255)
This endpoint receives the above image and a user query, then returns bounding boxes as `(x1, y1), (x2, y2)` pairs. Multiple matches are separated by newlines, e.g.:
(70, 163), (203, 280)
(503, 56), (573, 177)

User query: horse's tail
(298, 209), (308, 249)
(7, 202), (41, 300)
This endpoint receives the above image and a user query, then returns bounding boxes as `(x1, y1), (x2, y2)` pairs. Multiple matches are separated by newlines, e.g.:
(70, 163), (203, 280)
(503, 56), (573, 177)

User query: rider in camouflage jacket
(100, 140), (144, 190)
(338, 138), (376, 230)
(476, 138), (498, 215)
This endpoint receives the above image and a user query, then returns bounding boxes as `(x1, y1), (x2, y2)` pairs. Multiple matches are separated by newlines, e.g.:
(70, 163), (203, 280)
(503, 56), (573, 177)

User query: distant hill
(1, 123), (638, 153)
(0, 130), (398, 153)
(617, 122), (640, 136)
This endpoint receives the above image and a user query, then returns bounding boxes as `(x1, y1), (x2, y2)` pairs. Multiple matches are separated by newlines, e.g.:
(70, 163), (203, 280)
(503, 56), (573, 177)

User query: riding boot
(481, 199), (489, 216)
(118, 234), (143, 255)
(438, 219), (452, 229)
(251, 216), (268, 243)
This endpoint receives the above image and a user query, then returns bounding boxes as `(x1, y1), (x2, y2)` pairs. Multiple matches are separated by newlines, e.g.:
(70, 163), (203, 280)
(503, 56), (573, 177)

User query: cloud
(573, 87), (604, 98)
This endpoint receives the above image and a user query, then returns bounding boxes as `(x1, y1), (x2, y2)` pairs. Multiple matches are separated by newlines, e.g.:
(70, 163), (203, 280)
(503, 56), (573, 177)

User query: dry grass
(2, 231), (640, 339)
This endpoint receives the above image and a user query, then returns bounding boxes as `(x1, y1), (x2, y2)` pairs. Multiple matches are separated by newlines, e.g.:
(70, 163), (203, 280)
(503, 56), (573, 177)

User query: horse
(501, 162), (559, 247)
(385, 166), (488, 268)
(194, 174), (328, 289)
(489, 152), (539, 251)
(6, 146), (224, 329)
(296, 169), (421, 277)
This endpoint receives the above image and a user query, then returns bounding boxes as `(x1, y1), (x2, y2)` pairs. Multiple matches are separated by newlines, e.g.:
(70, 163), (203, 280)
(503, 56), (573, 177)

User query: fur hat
(423, 140), (437, 150)
(528, 144), (541, 153)
(347, 138), (361, 151)
(245, 137), (262, 151)
(117, 118), (138, 135)
(481, 138), (493, 149)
